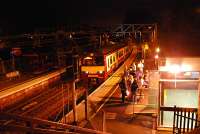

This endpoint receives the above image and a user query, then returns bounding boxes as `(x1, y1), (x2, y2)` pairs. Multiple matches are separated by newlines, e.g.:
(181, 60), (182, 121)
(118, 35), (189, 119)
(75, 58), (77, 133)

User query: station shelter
(157, 57), (200, 128)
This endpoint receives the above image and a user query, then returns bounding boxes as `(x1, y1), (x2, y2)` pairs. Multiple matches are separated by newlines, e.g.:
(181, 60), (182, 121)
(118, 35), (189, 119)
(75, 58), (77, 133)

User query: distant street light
(156, 47), (160, 53)
(155, 54), (159, 59)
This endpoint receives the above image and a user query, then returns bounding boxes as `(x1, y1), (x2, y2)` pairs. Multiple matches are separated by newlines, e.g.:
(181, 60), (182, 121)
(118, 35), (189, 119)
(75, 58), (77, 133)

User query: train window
(83, 59), (93, 65)
(110, 56), (112, 64)
(113, 56), (115, 62)
(107, 59), (109, 67)
(118, 51), (123, 58)
(127, 48), (128, 51)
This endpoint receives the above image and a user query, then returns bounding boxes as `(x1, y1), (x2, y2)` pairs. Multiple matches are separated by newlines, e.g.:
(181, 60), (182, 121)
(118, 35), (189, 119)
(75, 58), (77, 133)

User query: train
(81, 43), (134, 87)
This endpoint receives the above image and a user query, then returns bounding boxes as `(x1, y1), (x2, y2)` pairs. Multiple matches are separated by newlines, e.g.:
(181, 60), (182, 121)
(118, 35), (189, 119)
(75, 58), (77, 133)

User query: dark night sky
(1, 0), (200, 56)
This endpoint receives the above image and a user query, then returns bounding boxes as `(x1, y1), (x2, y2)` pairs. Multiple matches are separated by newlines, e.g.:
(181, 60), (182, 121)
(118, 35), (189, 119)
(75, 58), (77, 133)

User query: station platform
(60, 49), (171, 133)
(0, 70), (53, 92)
(88, 89), (171, 134)
(0, 68), (65, 111)
(0, 73), (33, 91)
(85, 68), (173, 133)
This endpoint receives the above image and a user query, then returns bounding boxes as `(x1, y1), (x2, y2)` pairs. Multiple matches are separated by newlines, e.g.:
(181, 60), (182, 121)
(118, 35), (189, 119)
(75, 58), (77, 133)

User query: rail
(61, 50), (136, 125)
(0, 112), (110, 134)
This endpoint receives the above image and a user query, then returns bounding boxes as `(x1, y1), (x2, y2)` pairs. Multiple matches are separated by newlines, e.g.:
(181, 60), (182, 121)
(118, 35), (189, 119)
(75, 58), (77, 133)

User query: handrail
(160, 106), (197, 112)
(0, 112), (110, 134)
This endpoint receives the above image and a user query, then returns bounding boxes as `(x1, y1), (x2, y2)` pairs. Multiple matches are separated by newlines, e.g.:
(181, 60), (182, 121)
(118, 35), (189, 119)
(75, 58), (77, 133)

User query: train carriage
(81, 44), (133, 86)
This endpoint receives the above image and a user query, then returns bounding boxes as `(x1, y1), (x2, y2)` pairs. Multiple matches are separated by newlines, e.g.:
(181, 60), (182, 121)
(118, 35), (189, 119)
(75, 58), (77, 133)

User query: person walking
(131, 78), (138, 104)
(119, 77), (127, 103)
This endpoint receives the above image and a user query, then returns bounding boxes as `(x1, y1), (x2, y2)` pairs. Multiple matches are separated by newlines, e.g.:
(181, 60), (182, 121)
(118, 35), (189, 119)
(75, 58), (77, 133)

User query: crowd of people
(119, 62), (149, 103)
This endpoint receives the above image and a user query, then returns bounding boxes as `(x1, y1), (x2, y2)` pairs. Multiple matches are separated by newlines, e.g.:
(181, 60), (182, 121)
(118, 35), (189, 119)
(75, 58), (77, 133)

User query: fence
(160, 106), (199, 134)
(173, 106), (199, 134)
(0, 112), (110, 134)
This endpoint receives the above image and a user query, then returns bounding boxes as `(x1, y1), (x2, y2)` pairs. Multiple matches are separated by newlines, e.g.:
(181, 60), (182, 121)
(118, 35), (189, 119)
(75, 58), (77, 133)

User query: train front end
(81, 53), (105, 87)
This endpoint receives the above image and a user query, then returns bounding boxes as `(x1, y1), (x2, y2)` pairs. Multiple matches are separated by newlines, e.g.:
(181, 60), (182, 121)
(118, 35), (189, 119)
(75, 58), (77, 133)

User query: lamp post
(155, 47), (160, 70)
(155, 54), (159, 70)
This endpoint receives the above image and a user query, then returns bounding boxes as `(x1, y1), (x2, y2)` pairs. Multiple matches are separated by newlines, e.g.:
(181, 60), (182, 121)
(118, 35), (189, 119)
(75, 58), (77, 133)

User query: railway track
(1, 83), (86, 131)
(5, 84), (85, 119)
(0, 69), (58, 92)
(4, 84), (62, 114)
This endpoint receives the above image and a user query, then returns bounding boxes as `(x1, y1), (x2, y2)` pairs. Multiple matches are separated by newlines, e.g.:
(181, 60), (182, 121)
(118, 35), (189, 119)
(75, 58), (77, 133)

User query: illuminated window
(110, 56), (112, 64)
(113, 56), (115, 62)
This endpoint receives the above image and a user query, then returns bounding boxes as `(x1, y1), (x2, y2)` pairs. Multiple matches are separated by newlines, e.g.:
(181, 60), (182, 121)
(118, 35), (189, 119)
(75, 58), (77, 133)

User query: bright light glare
(126, 90), (130, 96)
(155, 54), (159, 59)
(137, 62), (144, 68)
(159, 64), (192, 73)
(84, 56), (92, 60)
(168, 64), (180, 73)
(181, 64), (191, 72)
(99, 71), (103, 74)
(156, 47), (160, 53)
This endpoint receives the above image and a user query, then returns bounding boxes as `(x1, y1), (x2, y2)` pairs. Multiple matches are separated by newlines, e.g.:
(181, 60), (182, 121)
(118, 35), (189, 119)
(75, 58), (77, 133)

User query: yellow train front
(81, 44), (132, 87)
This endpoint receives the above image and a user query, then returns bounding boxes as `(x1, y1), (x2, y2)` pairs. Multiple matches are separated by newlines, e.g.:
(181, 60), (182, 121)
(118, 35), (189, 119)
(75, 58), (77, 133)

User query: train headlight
(85, 71), (89, 74)
(98, 71), (103, 74)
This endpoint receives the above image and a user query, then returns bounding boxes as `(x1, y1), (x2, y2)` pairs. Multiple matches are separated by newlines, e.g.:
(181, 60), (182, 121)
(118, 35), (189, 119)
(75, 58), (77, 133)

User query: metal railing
(159, 106), (199, 134)
(0, 112), (110, 134)
(173, 106), (199, 134)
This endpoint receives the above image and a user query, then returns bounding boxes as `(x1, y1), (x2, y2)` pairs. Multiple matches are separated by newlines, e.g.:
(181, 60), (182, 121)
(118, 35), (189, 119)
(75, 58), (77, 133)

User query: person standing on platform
(131, 78), (138, 104)
(119, 77), (127, 103)
(126, 74), (133, 100)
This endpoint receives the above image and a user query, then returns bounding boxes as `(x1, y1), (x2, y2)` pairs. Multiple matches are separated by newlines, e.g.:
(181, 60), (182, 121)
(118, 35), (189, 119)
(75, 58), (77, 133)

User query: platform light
(156, 47), (160, 53)
(84, 56), (92, 60)
(90, 53), (94, 56)
(144, 43), (149, 50)
(168, 64), (180, 73)
(159, 64), (192, 73)
(180, 64), (191, 72)
(69, 34), (72, 39)
(155, 54), (159, 59)
(148, 26), (152, 29)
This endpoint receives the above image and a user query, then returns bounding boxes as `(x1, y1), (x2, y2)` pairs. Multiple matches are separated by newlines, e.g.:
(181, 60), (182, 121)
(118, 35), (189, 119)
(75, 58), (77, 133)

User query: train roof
(82, 41), (128, 57)
(101, 44), (127, 54)
(87, 43), (127, 56)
